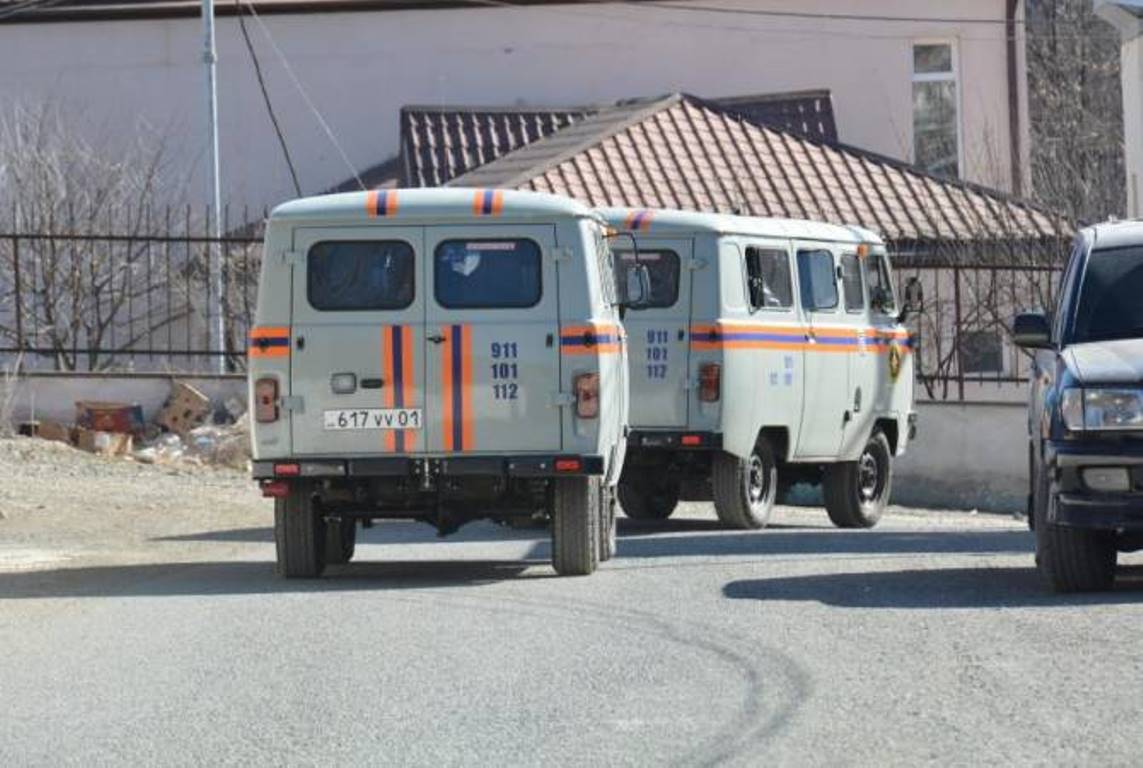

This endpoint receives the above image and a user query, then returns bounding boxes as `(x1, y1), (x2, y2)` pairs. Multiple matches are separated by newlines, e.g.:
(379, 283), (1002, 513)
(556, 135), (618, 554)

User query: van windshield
(616, 250), (680, 309)
(1072, 245), (1143, 343)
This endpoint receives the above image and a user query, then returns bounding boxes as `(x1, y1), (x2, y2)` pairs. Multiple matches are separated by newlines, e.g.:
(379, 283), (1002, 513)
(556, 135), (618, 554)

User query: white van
(249, 189), (640, 577)
(599, 208), (919, 530)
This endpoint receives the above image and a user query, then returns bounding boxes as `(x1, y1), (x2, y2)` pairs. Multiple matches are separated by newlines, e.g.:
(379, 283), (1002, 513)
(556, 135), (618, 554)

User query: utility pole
(202, 0), (225, 374)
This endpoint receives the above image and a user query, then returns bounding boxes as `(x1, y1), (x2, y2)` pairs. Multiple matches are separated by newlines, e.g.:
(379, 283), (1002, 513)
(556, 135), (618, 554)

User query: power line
(235, 0), (302, 197)
(242, 0), (366, 191)
(639, 2), (1025, 26)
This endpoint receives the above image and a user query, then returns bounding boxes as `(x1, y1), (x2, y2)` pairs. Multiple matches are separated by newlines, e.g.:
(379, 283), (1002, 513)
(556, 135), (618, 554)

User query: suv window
(1071, 245), (1143, 343)
(745, 247), (793, 310)
(307, 241), (415, 311)
(616, 250), (680, 309)
(434, 239), (541, 309)
(796, 249), (839, 311)
(840, 254), (865, 312)
(864, 252), (897, 314)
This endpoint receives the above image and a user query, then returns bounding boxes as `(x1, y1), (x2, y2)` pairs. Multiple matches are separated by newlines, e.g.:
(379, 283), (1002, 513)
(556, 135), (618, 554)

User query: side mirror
(897, 277), (923, 323)
(624, 264), (651, 308)
(1012, 312), (1051, 349)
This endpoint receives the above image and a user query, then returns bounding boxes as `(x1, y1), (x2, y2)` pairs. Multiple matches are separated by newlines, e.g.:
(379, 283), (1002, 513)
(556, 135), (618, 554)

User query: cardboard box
(74, 428), (133, 456)
(75, 401), (145, 434)
(36, 421), (74, 445)
(156, 381), (212, 435)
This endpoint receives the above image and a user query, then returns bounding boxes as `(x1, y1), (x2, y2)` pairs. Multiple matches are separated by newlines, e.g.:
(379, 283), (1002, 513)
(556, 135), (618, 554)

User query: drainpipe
(1006, 0), (1023, 196)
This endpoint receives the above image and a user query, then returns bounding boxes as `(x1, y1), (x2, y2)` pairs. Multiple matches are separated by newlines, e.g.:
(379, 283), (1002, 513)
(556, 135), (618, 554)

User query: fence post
(953, 263), (964, 402)
(12, 237), (24, 350)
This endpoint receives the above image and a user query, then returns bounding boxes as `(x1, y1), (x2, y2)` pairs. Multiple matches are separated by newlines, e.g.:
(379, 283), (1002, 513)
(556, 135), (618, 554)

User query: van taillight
(255, 377), (280, 423)
(699, 364), (721, 402)
(574, 373), (600, 419)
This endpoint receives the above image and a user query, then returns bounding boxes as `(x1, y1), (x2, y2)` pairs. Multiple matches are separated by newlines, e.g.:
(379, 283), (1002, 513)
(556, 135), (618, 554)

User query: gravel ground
(2, 436), (1142, 766)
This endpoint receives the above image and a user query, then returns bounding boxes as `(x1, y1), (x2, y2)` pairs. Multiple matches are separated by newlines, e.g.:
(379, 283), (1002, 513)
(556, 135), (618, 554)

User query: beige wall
(1122, 35), (1143, 217)
(0, 0), (1027, 218)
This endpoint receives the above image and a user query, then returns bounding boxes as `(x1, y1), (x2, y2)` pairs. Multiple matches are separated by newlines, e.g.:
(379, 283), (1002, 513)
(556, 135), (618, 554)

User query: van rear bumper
(252, 454), (605, 481)
(627, 430), (722, 450)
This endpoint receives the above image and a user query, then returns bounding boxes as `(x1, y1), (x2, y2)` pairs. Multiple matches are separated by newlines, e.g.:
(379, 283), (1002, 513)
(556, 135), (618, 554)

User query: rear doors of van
(288, 222), (562, 456)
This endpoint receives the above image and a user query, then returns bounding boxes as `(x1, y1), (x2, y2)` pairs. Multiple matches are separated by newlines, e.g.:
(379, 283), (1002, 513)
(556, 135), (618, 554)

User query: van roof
(597, 207), (884, 245)
(270, 188), (598, 224)
(1085, 219), (1143, 251)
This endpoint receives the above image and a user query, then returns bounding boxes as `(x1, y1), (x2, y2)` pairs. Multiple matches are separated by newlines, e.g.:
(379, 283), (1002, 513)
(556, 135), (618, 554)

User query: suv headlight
(1061, 387), (1143, 431)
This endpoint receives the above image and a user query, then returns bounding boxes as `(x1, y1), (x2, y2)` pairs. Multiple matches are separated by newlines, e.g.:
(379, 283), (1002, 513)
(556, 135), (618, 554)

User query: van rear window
(307, 241), (415, 311)
(434, 239), (542, 309)
(617, 250), (680, 309)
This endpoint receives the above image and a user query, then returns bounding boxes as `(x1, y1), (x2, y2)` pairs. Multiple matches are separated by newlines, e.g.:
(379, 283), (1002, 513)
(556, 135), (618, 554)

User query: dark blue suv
(1014, 222), (1143, 592)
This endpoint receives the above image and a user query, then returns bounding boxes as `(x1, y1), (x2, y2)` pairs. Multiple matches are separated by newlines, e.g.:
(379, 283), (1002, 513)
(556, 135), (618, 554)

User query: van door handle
(427, 333), (447, 344)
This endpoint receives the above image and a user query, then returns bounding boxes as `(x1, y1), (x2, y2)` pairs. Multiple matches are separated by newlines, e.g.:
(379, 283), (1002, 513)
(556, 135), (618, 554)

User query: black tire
(617, 474), (680, 520)
(1033, 462), (1116, 592)
(323, 516), (357, 566)
(712, 436), (777, 530)
(274, 484), (325, 578)
(824, 430), (892, 529)
(551, 476), (600, 576)
(599, 485), (617, 562)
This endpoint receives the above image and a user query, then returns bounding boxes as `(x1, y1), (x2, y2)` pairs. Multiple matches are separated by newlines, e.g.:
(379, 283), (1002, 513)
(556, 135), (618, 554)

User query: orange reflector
(555, 458), (582, 472)
(261, 480), (289, 498)
(857, 243), (870, 258)
(274, 463), (301, 477)
(681, 434), (702, 446)
(254, 377), (279, 423)
(699, 363), (721, 403)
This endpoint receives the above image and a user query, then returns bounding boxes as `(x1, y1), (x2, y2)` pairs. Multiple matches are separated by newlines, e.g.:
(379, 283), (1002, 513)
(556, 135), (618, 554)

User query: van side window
(616, 250), (680, 309)
(796, 249), (839, 311)
(307, 241), (415, 311)
(434, 239), (541, 309)
(745, 247), (793, 310)
(840, 254), (865, 313)
(863, 252), (897, 314)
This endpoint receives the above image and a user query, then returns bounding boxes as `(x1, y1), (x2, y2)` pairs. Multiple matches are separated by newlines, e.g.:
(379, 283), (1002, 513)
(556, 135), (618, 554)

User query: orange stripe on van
(382, 326), (396, 452)
(248, 326), (290, 358)
(401, 324), (416, 450)
(441, 325), (455, 452)
(460, 324), (475, 451)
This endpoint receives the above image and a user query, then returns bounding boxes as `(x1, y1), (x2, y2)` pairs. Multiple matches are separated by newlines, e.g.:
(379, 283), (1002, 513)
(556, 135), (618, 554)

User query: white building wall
(1123, 35), (1143, 217)
(0, 0), (1024, 218)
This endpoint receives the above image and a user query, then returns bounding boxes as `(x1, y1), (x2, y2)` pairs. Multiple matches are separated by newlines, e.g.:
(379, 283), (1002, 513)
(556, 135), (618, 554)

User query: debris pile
(18, 380), (250, 469)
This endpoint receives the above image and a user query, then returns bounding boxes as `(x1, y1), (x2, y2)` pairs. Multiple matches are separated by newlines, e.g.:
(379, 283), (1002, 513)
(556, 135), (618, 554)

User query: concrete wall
(1122, 34), (1143, 218)
(0, 0), (1024, 216)
(894, 401), (1028, 513)
(7, 372), (248, 426)
(6, 371), (1030, 512)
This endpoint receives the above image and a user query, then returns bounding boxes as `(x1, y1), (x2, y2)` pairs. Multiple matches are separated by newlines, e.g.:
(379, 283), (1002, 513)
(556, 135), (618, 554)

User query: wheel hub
(748, 454), (766, 504)
(858, 452), (880, 501)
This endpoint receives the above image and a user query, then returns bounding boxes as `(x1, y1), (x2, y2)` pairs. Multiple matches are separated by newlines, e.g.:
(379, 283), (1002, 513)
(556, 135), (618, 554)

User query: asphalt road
(3, 499), (1143, 766)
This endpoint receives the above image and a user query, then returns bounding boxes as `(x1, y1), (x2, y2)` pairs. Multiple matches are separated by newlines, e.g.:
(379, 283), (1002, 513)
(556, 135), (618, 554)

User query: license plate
(323, 408), (423, 431)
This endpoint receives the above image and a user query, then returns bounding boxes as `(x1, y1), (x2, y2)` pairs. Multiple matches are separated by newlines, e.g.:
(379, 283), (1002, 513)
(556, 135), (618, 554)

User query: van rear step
(252, 455), (604, 481)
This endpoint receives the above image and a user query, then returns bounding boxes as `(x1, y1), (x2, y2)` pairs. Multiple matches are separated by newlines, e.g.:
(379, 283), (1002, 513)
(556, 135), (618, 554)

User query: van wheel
(275, 484), (325, 578)
(617, 475), (679, 520)
(824, 430), (891, 529)
(551, 476), (600, 576)
(599, 485), (617, 562)
(712, 437), (777, 529)
(1034, 466), (1116, 592)
(323, 516), (357, 566)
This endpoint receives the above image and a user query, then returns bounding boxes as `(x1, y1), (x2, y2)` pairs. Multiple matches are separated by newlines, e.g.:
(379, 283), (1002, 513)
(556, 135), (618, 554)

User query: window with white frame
(912, 42), (959, 178)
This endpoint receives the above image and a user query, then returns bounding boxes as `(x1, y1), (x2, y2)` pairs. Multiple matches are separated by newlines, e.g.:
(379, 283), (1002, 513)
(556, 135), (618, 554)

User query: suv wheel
(1034, 465), (1116, 592)
(323, 516), (357, 566)
(551, 476), (600, 576)
(275, 484), (325, 578)
(712, 436), (777, 529)
(824, 430), (891, 529)
(617, 473), (680, 520)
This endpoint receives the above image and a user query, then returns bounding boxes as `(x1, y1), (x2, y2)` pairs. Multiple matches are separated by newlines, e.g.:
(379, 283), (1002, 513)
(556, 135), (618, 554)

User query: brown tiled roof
(398, 90), (837, 189)
(401, 105), (588, 188)
(449, 93), (1066, 244)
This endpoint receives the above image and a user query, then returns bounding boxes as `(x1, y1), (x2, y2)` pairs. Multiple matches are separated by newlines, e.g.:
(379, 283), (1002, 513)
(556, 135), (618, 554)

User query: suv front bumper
(1048, 443), (1143, 530)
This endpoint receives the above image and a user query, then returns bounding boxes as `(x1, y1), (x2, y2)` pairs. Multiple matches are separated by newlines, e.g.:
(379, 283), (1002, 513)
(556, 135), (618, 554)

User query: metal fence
(897, 262), (1061, 401)
(0, 209), (263, 372)
(0, 222), (1062, 400)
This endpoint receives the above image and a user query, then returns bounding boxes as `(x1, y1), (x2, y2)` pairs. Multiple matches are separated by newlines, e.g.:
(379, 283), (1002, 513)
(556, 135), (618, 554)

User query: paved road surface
(3, 498), (1142, 766)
